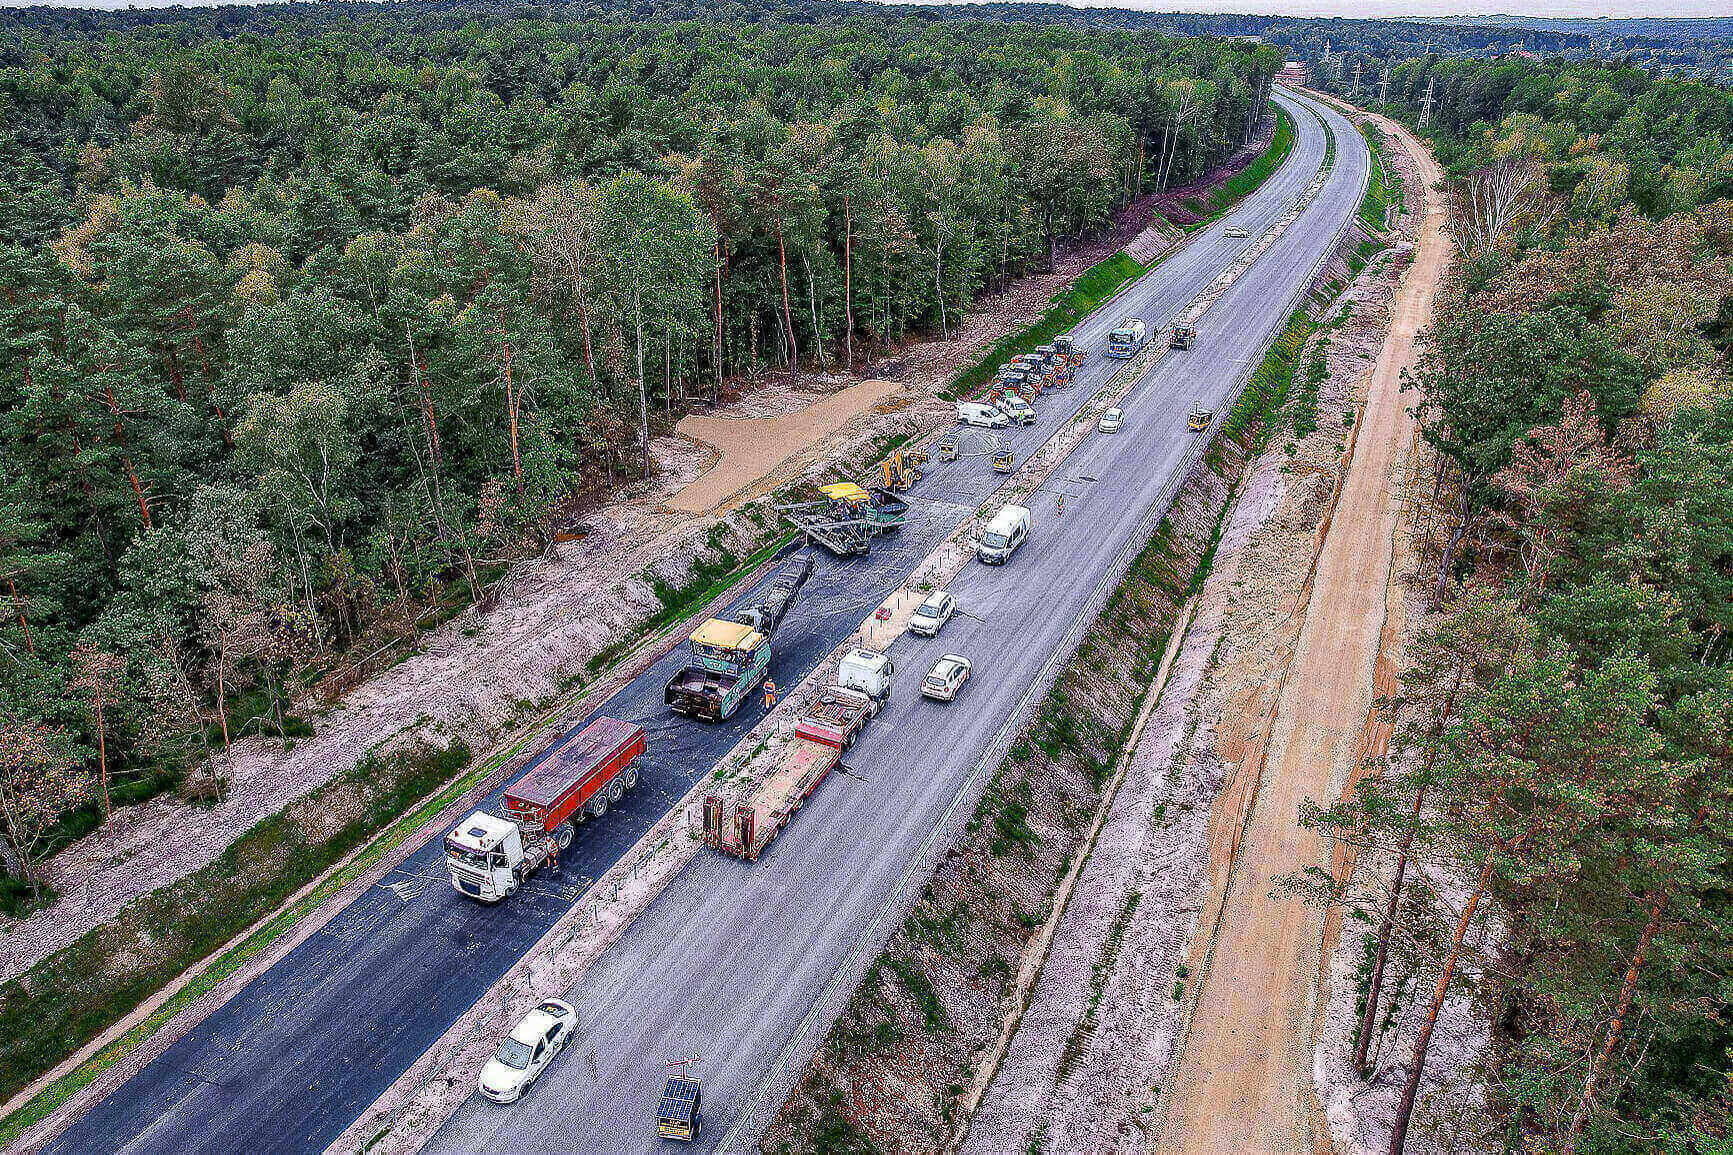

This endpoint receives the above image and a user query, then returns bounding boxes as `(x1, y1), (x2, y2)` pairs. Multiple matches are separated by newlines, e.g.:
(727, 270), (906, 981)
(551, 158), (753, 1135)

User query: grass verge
(1358, 120), (1404, 233)
(1176, 107), (1297, 231)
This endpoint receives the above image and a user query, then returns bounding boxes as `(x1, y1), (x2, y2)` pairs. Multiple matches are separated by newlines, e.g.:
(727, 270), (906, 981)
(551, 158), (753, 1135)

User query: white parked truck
(445, 716), (645, 902)
(837, 648), (894, 701)
(1105, 318), (1148, 359)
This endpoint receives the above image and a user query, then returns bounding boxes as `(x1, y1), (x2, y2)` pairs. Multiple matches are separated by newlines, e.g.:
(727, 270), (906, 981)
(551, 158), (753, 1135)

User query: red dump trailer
(446, 716), (645, 903)
(505, 716), (646, 834)
(702, 686), (872, 861)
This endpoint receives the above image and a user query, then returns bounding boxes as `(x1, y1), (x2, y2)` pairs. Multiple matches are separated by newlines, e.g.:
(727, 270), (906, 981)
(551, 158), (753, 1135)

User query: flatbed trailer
(702, 686), (873, 860)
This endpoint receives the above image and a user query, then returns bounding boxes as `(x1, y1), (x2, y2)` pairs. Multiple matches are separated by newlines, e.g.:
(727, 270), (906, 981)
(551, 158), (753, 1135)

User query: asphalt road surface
(51, 87), (1365, 1155)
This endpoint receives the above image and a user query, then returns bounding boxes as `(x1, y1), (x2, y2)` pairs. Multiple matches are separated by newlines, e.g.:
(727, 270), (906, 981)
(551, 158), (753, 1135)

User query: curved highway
(49, 86), (1367, 1155)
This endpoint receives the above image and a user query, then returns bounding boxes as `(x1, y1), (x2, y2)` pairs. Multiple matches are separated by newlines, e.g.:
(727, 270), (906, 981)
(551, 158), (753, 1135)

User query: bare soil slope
(1154, 109), (1449, 1155)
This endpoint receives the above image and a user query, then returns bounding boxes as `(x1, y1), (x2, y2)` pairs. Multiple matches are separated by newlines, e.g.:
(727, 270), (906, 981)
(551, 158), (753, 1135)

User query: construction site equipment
(993, 450), (1015, 473)
(1189, 409), (1213, 431)
(1106, 318), (1149, 359)
(1055, 333), (1081, 364)
(665, 554), (812, 719)
(877, 448), (925, 491)
(657, 1060), (702, 1141)
(1171, 324), (1197, 350)
(701, 685), (875, 861)
(779, 483), (908, 557)
(937, 436), (959, 462)
(445, 717), (645, 902)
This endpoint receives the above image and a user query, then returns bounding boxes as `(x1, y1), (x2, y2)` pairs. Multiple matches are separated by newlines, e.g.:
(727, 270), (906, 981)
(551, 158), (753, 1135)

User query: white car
(1098, 407), (1123, 433)
(1224, 225), (1248, 238)
(909, 591), (956, 637)
(922, 655), (972, 702)
(478, 999), (576, 1103)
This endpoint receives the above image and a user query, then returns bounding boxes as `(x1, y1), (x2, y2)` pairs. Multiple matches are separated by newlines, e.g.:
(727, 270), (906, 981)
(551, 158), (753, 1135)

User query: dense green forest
(0, 0), (1278, 895)
(1303, 57), (1733, 1154)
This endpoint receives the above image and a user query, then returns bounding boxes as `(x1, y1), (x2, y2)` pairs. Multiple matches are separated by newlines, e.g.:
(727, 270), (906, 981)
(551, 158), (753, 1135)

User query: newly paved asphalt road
(51, 88), (1364, 1155)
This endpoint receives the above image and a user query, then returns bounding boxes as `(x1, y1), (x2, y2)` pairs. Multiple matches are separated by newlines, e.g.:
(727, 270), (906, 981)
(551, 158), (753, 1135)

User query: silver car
(909, 591), (956, 637)
(922, 655), (972, 701)
(478, 999), (576, 1103)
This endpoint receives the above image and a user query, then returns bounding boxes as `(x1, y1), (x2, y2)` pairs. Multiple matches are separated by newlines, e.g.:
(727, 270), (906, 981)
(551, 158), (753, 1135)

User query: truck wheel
(625, 768), (639, 790)
(554, 821), (575, 850)
(608, 779), (624, 804)
(589, 795), (607, 819)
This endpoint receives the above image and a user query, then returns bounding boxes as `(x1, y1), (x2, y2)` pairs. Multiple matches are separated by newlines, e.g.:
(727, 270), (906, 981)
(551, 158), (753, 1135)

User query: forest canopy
(0, 0), (1277, 886)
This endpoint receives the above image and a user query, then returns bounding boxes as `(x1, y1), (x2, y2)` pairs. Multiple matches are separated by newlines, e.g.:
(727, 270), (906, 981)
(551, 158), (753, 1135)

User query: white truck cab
(445, 812), (525, 902)
(837, 648), (894, 702)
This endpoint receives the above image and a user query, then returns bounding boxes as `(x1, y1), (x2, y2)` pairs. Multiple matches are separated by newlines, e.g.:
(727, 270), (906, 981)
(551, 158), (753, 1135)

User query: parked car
(909, 591), (956, 637)
(1224, 225), (1248, 238)
(478, 1000), (576, 1103)
(999, 392), (1036, 425)
(922, 655), (972, 701)
(1098, 407), (1123, 433)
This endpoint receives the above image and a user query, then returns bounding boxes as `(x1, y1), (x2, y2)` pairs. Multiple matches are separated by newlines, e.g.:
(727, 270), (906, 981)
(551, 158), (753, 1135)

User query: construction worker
(763, 677), (778, 711)
(1057, 492), (1065, 516)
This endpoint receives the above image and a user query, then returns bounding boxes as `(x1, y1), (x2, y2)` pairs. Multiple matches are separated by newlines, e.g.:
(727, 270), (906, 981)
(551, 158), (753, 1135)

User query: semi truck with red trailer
(701, 685), (875, 861)
(445, 716), (646, 902)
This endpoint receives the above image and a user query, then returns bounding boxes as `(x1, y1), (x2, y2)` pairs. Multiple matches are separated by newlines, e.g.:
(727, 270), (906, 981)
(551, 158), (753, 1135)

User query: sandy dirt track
(667, 377), (901, 513)
(1155, 112), (1449, 1154)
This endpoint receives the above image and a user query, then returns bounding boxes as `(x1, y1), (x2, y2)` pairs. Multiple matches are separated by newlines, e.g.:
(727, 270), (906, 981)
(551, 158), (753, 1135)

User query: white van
(957, 401), (1009, 429)
(978, 504), (1031, 565)
(1000, 392), (1036, 425)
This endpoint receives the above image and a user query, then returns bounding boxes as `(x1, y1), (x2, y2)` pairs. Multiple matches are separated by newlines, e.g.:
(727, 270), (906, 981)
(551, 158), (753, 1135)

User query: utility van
(957, 401), (1009, 429)
(999, 393), (1036, 425)
(977, 504), (1031, 565)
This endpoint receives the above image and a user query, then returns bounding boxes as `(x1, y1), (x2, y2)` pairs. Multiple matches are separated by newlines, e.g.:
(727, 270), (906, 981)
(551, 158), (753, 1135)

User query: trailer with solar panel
(656, 1060), (702, 1141)
(701, 684), (874, 861)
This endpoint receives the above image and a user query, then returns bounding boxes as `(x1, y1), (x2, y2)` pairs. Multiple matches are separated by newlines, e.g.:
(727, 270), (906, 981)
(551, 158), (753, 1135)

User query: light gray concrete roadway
(425, 86), (1368, 1155)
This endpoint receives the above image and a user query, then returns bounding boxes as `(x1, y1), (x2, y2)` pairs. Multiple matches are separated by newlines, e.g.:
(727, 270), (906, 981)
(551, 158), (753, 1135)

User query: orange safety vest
(764, 679), (778, 707)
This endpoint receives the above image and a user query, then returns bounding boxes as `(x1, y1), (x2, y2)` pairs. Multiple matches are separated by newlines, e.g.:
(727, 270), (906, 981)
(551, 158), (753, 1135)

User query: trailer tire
(608, 779), (625, 804)
(554, 821), (575, 850)
(625, 767), (639, 790)
(589, 795), (607, 819)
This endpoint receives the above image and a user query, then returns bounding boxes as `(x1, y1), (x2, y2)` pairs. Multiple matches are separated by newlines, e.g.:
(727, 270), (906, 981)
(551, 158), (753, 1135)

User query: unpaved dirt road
(1155, 107), (1449, 1154)
(668, 378), (902, 513)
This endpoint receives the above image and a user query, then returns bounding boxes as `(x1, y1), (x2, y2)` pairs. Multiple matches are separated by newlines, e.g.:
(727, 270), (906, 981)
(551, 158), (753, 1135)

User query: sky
(7, 0), (1732, 16)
